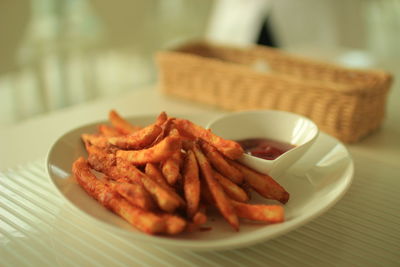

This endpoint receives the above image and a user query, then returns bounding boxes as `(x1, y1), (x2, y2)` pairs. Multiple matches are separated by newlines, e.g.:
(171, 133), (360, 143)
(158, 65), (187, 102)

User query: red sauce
(237, 138), (295, 160)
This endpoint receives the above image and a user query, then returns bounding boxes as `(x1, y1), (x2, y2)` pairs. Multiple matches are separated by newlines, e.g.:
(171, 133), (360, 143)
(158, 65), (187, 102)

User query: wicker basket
(156, 41), (392, 143)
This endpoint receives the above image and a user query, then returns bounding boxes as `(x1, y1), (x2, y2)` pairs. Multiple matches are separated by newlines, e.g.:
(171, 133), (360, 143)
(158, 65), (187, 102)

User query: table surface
(1, 86), (399, 266)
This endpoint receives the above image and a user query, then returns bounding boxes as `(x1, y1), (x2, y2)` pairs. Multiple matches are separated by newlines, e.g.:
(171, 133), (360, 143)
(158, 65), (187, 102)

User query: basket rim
(156, 51), (391, 95)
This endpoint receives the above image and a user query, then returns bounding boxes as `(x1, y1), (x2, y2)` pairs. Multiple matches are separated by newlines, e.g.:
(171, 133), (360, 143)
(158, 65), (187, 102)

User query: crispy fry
(117, 160), (182, 213)
(231, 200), (284, 223)
(86, 145), (116, 173)
(200, 179), (214, 205)
(152, 117), (175, 145)
(72, 157), (165, 234)
(116, 135), (181, 165)
(145, 163), (172, 190)
(231, 161), (290, 204)
(109, 109), (141, 134)
(193, 209), (207, 225)
(82, 134), (109, 149)
(162, 150), (182, 185)
(212, 170), (249, 202)
(183, 149), (200, 218)
(193, 143), (239, 231)
(145, 163), (186, 206)
(108, 124), (162, 149)
(109, 182), (155, 211)
(98, 124), (121, 137)
(200, 141), (244, 184)
(174, 118), (244, 160)
(161, 214), (187, 235)
(155, 111), (168, 126)
(186, 209), (208, 232)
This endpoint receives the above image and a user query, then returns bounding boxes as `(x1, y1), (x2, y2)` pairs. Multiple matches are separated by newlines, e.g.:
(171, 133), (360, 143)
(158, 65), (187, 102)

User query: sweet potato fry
(109, 109), (141, 134)
(116, 135), (181, 165)
(174, 118), (243, 160)
(200, 141), (244, 184)
(72, 157), (165, 234)
(109, 182), (155, 211)
(161, 214), (187, 235)
(231, 200), (284, 223)
(231, 161), (290, 204)
(117, 160), (182, 213)
(183, 149), (200, 218)
(193, 143), (239, 231)
(212, 170), (249, 202)
(108, 124), (162, 150)
(98, 124), (121, 137)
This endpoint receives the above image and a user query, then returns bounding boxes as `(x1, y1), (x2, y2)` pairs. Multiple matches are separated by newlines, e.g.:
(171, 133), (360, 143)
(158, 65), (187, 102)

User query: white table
(1, 86), (399, 266)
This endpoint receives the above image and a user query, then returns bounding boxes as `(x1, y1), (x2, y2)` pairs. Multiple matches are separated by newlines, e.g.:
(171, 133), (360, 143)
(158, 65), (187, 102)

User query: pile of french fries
(72, 110), (290, 235)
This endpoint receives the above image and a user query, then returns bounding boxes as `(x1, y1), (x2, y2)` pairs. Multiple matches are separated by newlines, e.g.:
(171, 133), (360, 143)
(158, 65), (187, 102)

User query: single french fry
(231, 161), (290, 204)
(109, 182), (155, 211)
(98, 124), (121, 137)
(86, 144), (116, 173)
(155, 111), (168, 126)
(117, 160), (182, 213)
(72, 157), (165, 234)
(162, 150), (182, 185)
(145, 163), (186, 206)
(200, 141), (244, 184)
(151, 117), (175, 145)
(186, 209), (208, 233)
(200, 179), (214, 205)
(145, 163), (172, 190)
(193, 209), (207, 225)
(193, 143), (239, 231)
(109, 109), (141, 134)
(231, 200), (284, 223)
(161, 214), (187, 235)
(183, 149), (200, 218)
(82, 134), (109, 149)
(212, 170), (249, 202)
(108, 124), (162, 150)
(116, 135), (181, 165)
(174, 118), (244, 160)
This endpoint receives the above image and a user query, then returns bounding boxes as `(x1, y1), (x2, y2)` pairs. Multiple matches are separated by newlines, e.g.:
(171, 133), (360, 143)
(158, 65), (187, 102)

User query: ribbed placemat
(0, 159), (399, 267)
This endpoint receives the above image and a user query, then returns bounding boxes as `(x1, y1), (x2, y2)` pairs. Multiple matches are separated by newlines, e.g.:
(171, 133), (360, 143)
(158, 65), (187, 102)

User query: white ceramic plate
(46, 114), (353, 251)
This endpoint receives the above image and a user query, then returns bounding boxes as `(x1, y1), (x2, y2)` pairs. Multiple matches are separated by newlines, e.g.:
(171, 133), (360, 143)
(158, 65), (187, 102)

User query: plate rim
(45, 114), (354, 251)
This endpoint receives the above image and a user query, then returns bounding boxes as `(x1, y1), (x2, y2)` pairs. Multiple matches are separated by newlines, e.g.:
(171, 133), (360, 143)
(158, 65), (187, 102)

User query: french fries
(231, 161), (290, 204)
(72, 157), (165, 234)
(200, 140), (244, 184)
(109, 109), (142, 134)
(174, 118), (244, 160)
(193, 143), (239, 231)
(108, 124), (162, 150)
(73, 110), (290, 236)
(116, 135), (181, 165)
(183, 149), (200, 218)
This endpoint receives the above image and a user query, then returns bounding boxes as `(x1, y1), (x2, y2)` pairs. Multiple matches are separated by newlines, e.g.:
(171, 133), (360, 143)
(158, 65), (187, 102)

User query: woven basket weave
(156, 41), (392, 143)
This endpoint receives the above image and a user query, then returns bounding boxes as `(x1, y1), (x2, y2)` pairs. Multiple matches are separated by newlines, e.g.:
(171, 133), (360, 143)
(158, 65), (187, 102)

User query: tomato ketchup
(236, 138), (295, 160)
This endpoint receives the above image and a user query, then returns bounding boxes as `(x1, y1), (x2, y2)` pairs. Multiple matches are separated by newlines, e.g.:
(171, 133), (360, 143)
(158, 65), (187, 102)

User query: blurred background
(0, 0), (399, 129)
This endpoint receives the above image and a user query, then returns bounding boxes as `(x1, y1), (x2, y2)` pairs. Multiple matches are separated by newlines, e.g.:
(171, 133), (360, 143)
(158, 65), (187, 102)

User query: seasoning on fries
(72, 110), (290, 236)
